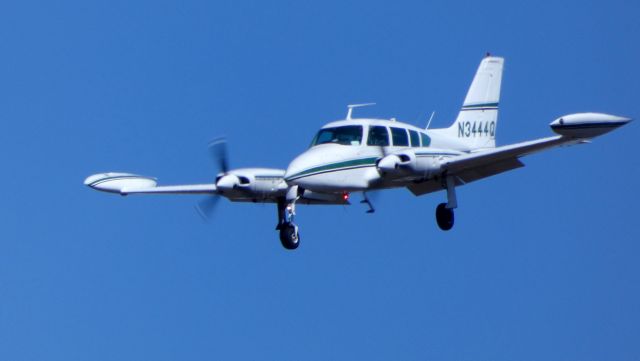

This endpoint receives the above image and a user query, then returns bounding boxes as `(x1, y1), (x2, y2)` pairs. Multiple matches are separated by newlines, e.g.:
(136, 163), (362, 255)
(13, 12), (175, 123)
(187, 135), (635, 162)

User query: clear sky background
(1, 0), (639, 360)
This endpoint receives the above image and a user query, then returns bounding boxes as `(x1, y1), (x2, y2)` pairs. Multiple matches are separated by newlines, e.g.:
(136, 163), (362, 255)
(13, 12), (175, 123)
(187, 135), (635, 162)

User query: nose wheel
(279, 222), (300, 249)
(276, 190), (302, 250)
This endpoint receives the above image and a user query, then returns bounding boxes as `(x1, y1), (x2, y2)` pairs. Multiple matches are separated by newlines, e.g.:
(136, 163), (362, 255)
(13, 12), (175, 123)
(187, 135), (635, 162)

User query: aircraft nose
(285, 148), (321, 183)
(287, 144), (376, 191)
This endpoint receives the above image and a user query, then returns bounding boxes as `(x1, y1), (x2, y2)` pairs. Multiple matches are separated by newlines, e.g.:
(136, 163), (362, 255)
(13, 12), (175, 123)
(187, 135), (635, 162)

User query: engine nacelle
(216, 168), (288, 200)
(376, 151), (441, 179)
(377, 154), (413, 174)
(215, 174), (250, 193)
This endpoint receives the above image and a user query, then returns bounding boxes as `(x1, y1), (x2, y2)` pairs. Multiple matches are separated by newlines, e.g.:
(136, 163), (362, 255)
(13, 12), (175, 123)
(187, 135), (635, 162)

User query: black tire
(435, 203), (454, 231)
(279, 223), (300, 250)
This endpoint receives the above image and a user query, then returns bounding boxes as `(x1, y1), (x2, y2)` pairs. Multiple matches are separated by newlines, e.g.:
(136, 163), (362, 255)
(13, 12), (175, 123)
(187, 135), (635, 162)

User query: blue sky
(1, 0), (639, 360)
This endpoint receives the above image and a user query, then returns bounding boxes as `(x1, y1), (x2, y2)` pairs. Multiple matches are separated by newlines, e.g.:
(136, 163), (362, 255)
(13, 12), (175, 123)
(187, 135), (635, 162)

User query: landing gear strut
(436, 175), (457, 231)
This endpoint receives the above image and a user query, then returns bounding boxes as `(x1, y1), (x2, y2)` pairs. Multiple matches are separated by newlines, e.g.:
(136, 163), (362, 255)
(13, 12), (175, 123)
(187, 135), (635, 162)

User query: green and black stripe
(285, 157), (378, 181)
(461, 102), (499, 111)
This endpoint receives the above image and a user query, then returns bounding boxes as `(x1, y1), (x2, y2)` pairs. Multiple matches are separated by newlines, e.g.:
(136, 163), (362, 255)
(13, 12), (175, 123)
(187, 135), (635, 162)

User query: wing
(408, 136), (586, 196)
(444, 135), (585, 181)
(121, 184), (217, 195)
(84, 173), (217, 195)
(84, 171), (348, 205)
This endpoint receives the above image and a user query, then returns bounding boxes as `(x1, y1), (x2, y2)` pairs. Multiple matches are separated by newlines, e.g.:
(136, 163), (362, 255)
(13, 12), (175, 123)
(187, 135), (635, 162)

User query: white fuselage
(284, 118), (466, 193)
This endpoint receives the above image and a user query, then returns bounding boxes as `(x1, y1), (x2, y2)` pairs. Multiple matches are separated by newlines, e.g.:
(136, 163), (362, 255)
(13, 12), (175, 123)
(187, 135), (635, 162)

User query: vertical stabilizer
(442, 56), (504, 150)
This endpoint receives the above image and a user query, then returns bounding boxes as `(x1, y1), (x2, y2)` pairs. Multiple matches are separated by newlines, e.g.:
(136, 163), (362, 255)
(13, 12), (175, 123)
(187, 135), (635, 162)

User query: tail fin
(444, 56), (504, 150)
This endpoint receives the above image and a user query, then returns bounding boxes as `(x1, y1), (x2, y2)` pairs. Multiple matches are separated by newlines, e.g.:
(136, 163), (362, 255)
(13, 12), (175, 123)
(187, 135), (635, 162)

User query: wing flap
(407, 180), (442, 196)
(454, 157), (524, 184)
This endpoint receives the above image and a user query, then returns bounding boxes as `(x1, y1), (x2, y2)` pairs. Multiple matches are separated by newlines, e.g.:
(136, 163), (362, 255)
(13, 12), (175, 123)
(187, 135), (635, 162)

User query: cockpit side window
(367, 126), (389, 146)
(391, 127), (409, 146)
(312, 125), (363, 146)
(409, 130), (420, 147)
(420, 132), (431, 147)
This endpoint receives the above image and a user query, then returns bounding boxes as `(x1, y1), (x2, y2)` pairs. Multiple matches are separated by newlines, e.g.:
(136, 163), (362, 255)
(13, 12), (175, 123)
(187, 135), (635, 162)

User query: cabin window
(420, 132), (431, 147)
(391, 127), (409, 146)
(312, 125), (363, 146)
(367, 126), (389, 146)
(409, 130), (420, 147)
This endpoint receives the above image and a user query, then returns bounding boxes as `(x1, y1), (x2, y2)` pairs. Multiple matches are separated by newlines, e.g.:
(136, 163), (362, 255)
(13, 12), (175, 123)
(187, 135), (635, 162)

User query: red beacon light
(342, 192), (350, 201)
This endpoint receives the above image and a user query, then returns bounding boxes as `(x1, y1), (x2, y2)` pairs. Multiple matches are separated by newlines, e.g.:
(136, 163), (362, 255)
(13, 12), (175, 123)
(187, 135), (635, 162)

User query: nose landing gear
(279, 222), (300, 249)
(276, 188), (302, 250)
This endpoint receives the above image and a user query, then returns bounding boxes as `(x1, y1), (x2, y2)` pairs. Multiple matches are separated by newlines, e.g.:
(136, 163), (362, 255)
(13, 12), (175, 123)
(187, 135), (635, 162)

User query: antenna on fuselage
(346, 103), (376, 120)
(425, 111), (436, 129)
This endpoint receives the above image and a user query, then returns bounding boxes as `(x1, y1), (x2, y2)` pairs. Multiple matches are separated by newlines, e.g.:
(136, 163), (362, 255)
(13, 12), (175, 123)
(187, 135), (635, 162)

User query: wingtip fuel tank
(84, 173), (157, 193)
(550, 113), (631, 138)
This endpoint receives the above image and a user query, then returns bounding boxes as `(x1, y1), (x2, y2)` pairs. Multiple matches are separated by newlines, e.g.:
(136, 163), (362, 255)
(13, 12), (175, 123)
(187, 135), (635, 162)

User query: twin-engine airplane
(85, 55), (631, 250)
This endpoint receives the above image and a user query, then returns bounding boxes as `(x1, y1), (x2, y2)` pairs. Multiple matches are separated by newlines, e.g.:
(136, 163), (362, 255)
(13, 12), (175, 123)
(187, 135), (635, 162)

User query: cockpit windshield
(311, 125), (363, 146)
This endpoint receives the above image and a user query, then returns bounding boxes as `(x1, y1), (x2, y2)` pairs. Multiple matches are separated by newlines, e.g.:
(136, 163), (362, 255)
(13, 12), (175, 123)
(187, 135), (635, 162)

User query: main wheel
(279, 223), (300, 250)
(435, 203), (454, 231)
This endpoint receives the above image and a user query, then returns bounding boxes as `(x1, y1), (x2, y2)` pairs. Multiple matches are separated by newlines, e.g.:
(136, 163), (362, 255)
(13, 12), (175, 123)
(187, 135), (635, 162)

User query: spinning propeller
(195, 137), (230, 221)
(374, 139), (395, 174)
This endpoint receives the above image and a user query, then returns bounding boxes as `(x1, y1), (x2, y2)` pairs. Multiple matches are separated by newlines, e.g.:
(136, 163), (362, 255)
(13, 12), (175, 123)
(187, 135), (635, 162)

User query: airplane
(85, 55), (631, 250)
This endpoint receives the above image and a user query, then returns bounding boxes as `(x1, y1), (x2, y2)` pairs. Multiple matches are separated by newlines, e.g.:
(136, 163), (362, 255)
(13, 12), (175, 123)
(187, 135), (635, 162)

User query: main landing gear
(436, 203), (454, 230)
(436, 176), (457, 231)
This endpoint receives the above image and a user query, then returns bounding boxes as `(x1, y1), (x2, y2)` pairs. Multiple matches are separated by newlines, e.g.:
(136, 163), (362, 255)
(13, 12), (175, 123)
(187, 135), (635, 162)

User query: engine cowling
(215, 168), (288, 200)
(376, 150), (440, 177)
(376, 151), (442, 179)
(215, 174), (249, 193)
(377, 154), (411, 173)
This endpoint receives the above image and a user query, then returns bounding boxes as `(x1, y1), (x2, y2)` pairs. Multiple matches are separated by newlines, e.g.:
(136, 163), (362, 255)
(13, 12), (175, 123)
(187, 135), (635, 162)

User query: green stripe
(286, 157), (378, 180)
(415, 152), (460, 157)
(462, 102), (499, 109)
(90, 175), (154, 187)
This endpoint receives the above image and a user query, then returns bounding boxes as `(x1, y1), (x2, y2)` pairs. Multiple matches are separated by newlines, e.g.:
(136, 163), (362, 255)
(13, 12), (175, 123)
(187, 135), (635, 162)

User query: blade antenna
(425, 111), (436, 129)
(346, 103), (376, 120)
